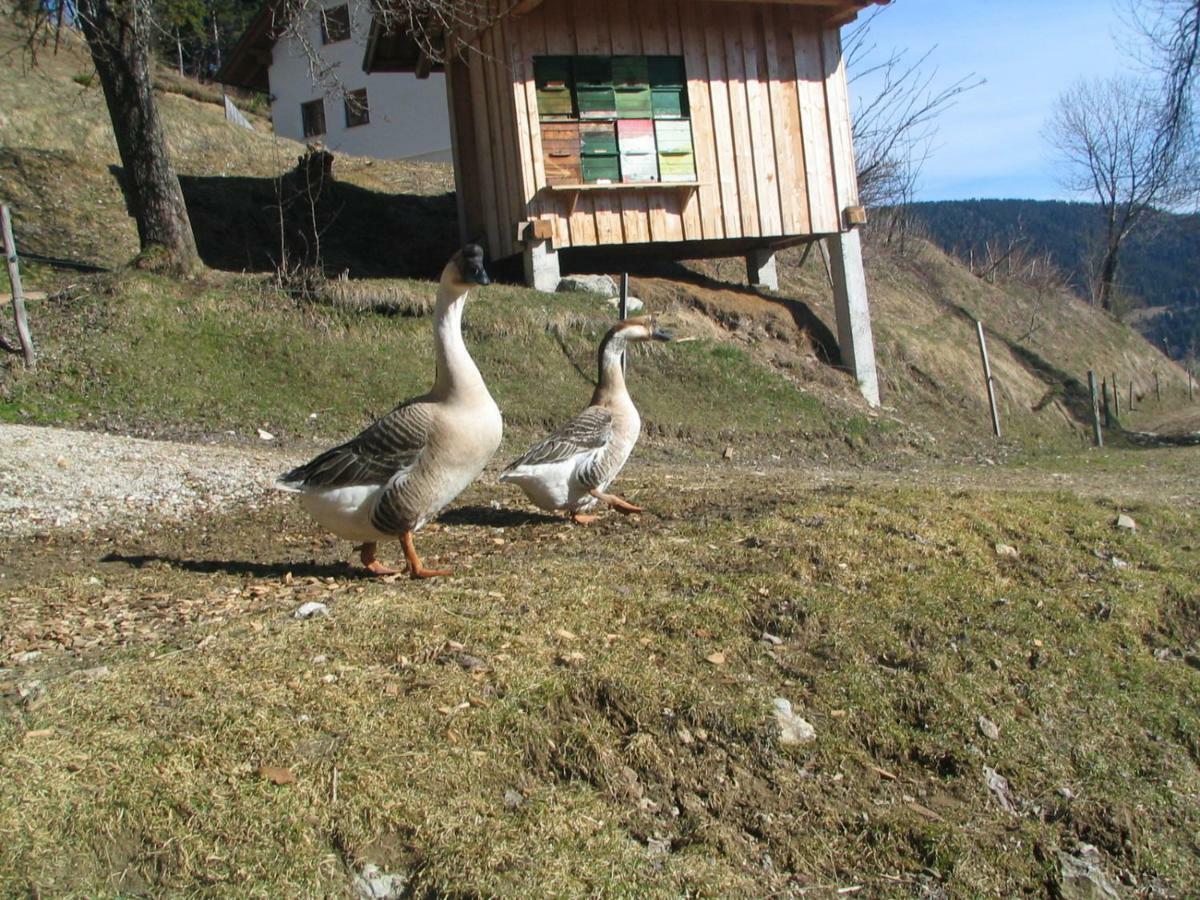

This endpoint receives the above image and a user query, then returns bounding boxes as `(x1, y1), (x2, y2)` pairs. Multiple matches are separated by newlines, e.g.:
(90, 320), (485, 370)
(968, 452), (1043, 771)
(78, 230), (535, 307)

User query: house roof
(218, 0), (439, 93)
(215, 2), (284, 92)
(364, 0), (888, 73)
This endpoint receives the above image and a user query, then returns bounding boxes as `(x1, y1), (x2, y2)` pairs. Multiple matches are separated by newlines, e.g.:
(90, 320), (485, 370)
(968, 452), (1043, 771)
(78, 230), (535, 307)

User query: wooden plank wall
(454, 0), (860, 257)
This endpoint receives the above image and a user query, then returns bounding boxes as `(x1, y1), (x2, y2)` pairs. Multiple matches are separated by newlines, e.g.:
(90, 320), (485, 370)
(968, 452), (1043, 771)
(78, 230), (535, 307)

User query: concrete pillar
(827, 229), (880, 408)
(746, 247), (779, 290)
(523, 239), (561, 293)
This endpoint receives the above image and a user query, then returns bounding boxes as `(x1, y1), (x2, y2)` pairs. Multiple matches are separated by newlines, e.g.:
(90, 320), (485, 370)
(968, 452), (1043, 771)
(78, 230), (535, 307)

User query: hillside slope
(906, 199), (1200, 358)
(1, 15), (1195, 456)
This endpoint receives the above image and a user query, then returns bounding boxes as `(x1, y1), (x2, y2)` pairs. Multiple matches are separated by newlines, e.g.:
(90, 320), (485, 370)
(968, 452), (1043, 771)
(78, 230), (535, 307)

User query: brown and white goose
(499, 316), (671, 524)
(276, 245), (502, 578)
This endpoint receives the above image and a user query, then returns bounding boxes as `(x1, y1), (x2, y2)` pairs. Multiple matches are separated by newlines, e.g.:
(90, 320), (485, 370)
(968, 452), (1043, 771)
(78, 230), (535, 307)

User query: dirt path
(0, 423), (288, 537)
(3, 423), (1197, 541)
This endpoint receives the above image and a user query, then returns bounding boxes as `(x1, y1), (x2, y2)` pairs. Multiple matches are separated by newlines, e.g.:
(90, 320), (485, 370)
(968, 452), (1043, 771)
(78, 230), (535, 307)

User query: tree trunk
(76, 0), (200, 272)
(1097, 240), (1121, 313)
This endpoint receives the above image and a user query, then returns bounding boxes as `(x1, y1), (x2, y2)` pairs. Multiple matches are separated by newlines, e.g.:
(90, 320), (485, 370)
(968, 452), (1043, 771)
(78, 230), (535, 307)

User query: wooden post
(975, 320), (1001, 438)
(827, 231), (881, 408)
(1, 205), (35, 369)
(1102, 378), (1112, 428)
(618, 272), (629, 374)
(1128, 379), (1134, 412)
(1190, 367), (1195, 402)
(1088, 370), (1103, 448)
(1111, 372), (1120, 419)
(1155, 371), (1161, 402)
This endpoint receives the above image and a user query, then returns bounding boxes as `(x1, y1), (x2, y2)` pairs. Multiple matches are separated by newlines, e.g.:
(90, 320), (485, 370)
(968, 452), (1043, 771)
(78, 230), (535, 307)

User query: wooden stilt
(1, 205), (35, 369)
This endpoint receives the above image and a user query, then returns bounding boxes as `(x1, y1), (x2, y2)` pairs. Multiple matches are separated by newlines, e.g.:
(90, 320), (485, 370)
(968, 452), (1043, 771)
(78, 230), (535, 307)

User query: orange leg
(570, 512), (600, 525)
(589, 488), (643, 515)
(401, 530), (452, 579)
(356, 542), (399, 577)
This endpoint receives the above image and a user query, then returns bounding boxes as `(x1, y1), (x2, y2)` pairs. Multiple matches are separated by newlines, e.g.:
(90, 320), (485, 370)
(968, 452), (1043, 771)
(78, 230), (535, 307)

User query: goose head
(443, 243), (491, 290)
(606, 315), (673, 348)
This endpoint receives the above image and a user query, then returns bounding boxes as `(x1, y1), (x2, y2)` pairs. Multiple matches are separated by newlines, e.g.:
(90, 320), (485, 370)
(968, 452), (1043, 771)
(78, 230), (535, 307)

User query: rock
(1057, 844), (1120, 899)
(772, 697), (816, 746)
(13, 650), (42, 665)
(556, 274), (617, 296)
(17, 680), (46, 708)
(256, 428), (276, 441)
(456, 653), (488, 672)
(705, 651), (727, 666)
(503, 788), (525, 809)
(1115, 514), (1137, 532)
(722, 446), (735, 461)
(605, 294), (645, 313)
(983, 766), (1016, 814)
(311, 654), (328, 665)
(1110, 556), (1129, 570)
(994, 543), (1019, 559)
(761, 632), (783, 646)
(978, 716), (1000, 741)
(294, 601), (329, 620)
(352, 863), (409, 900)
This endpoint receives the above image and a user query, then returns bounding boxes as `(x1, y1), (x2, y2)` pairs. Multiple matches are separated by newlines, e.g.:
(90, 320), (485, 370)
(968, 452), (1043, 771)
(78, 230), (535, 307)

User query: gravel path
(0, 424), (291, 537)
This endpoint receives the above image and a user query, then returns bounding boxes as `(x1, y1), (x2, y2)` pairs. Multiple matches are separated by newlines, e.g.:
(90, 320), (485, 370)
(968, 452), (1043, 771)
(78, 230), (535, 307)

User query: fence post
(1, 205), (35, 369)
(1111, 372), (1120, 419)
(618, 272), (629, 374)
(1102, 378), (1112, 428)
(1128, 379), (1134, 413)
(1155, 371), (1161, 402)
(1088, 370), (1103, 448)
(975, 320), (1001, 438)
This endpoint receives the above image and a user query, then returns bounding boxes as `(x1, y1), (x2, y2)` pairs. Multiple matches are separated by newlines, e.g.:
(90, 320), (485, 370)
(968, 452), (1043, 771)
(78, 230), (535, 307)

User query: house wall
(451, 0), (860, 259)
(269, 0), (453, 161)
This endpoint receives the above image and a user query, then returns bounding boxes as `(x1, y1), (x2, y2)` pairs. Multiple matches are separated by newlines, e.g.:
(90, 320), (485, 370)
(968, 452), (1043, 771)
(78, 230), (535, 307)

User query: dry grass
(1, 456), (1198, 896)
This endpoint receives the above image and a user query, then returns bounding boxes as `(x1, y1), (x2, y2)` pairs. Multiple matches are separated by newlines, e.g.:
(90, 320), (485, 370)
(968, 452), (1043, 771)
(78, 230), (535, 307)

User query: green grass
(1, 271), (855, 458)
(1, 464), (1197, 896)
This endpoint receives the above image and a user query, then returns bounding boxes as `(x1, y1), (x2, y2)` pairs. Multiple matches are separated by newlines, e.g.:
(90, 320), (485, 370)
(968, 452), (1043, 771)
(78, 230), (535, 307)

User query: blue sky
(851, 1), (1137, 201)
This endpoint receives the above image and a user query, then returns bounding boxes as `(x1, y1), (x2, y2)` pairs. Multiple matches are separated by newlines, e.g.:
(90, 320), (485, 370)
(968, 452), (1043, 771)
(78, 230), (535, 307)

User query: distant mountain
(905, 199), (1200, 358)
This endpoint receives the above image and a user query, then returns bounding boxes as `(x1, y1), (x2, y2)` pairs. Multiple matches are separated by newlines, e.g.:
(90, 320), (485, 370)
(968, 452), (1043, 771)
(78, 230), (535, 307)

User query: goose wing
(504, 406), (612, 476)
(278, 400), (434, 489)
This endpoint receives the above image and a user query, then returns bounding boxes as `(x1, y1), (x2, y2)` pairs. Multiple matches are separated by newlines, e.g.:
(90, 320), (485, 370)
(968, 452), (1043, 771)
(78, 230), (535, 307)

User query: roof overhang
(215, 2), (285, 93)
(505, 0), (888, 26)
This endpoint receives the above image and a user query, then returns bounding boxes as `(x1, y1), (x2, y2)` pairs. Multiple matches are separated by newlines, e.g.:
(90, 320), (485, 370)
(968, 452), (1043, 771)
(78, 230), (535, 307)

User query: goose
(500, 316), (671, 524)
(276, 244), (502, 578)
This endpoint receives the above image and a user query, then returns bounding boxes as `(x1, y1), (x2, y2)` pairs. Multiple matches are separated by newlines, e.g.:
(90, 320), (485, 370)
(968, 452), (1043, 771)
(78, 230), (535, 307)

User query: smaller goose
(500, 316), (671, 524)
(276, 245), (502, 578)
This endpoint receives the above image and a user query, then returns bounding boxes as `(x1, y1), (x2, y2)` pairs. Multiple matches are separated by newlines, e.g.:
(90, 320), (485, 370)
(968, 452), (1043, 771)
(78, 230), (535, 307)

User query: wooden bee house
(367, 0), (884, 405)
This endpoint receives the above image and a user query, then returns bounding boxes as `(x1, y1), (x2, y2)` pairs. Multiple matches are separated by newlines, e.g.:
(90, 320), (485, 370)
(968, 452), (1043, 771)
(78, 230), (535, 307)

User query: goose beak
(651, 328), (673, 342)
(466, 265), (491, 286)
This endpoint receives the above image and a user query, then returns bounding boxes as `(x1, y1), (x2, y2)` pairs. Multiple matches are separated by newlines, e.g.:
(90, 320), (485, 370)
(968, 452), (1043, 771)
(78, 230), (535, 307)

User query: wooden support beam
(1088, 371), (1103, 448)
(1, 205), (35, 369)
(976, 320), (1000, 439)
(827, 230), (880, 407)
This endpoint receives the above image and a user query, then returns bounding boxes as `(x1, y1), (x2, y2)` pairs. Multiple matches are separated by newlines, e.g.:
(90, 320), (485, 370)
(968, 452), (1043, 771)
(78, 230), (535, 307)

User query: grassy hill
(906, 199), (1200, 359)
(1, 16), (1199, 897)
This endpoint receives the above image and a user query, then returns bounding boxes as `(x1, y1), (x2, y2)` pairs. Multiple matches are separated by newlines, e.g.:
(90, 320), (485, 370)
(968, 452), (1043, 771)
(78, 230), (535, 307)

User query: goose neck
(432, 281), (484, 399)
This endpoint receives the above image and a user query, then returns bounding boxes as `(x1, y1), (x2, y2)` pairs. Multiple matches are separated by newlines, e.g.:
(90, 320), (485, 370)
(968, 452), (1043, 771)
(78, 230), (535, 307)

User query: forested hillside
(907, 199), (1200, 358)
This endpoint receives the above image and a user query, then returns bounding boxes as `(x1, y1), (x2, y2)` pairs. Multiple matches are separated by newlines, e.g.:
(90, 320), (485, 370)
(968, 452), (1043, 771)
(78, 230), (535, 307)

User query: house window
(320, 4), (351, 44)
(301, 98), (326, 137)
(344, 88), (370, 128)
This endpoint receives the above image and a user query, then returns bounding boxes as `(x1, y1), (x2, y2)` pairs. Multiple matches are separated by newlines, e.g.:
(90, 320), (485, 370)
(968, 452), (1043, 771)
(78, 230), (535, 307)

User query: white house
(218, 0), (452, 162)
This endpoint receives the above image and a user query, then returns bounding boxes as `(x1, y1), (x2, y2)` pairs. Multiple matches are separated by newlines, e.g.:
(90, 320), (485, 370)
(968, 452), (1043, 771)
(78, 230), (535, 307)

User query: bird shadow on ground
(438, 505), (563, 527)
(100, 552), (358, 580)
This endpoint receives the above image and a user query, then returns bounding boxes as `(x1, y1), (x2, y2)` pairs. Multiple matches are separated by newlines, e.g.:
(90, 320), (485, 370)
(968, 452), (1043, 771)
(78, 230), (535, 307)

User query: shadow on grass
(562, 249), (842, 364)
(100, 552), (359, 580)
(438, 505), (564, 527)
(109, 165), (459, 279)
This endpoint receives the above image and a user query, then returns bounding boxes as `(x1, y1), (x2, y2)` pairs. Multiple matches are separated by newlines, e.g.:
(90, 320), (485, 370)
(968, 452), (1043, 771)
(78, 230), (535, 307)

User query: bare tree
(845, 6), (983, 212)
(1128, 0), (1199, 152)
(75, 0), (201, 272)
(1046, 76), (1199, 311)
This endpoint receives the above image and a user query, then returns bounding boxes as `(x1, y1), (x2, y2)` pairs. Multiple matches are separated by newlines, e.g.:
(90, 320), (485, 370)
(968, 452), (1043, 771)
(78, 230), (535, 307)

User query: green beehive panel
(578, 86), (617, 118)
(648, 55), (685, 87)
(574, 56), (612, 87)
(582, 155), (621, 184)
(615, 86), (652, 118)
(581, 123), (618, 155)
(651, 86), (687, 119)
(534, 56), (572, 87)
(657, 150), (696, 181)
(654, 119), (694, 152)
(612, 55), (649, 86)
(536, 86), (574, 118)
